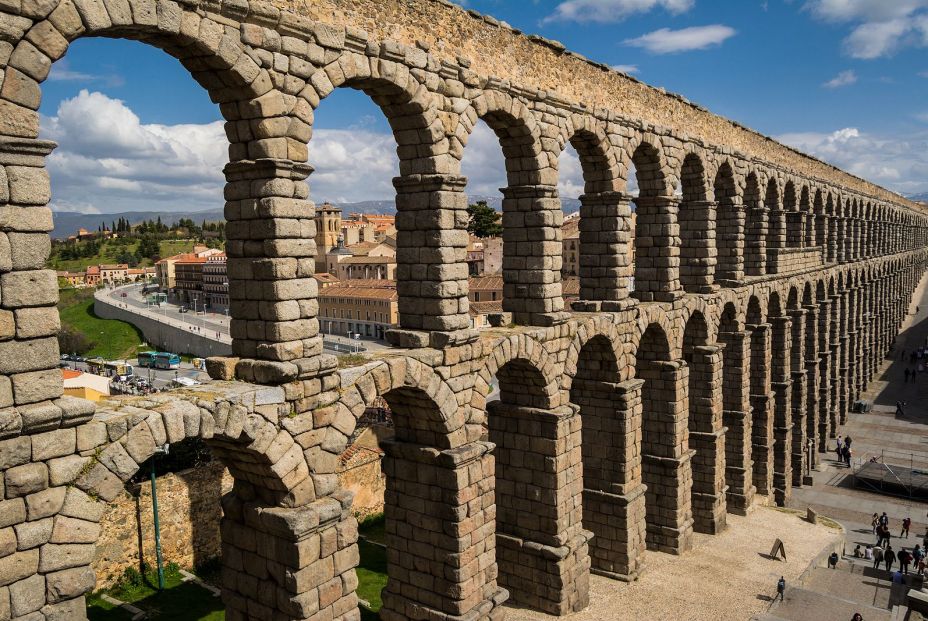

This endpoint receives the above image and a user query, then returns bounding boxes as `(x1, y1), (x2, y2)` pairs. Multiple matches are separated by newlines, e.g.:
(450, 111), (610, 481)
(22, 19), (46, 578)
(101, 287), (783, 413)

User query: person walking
(845, 446), (853, 467)
(872, 545), (884, 569)
(878, 524), (891, 548)
(776, 576), (785, 602)
(872, 513), (880, 535)
(829, 551), (840, 568)
(885, 546), (896, 572)
(836, 435), (844, 461)
(902, 517), (911, 538)
(899, 548), (912, 575)
(914, 544), (924, 572)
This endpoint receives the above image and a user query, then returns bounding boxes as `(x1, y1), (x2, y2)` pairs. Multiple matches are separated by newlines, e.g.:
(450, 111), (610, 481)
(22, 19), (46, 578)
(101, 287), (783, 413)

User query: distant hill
(907, 192), (928, 203)
(50, 195), (584, 239)
(51, 209), (224, 240)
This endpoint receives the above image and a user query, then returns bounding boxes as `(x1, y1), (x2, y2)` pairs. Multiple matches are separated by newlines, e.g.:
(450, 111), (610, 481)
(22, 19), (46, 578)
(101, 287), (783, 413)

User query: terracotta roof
(340, 255), (394, 265)
(470, 300), (503, 315)
(330, 279), (395, 289)
(469, 275), (503, 291)
(100, 264), (128, 270)
(313, 273), (341, 285)
(86, 266), (100, 275)
(61, 369), (82, 380)
(320, 285), (397, 300)
(339, 443), (383, 469)
(347, 241), (377, 256)
(175, 256), (208, 264)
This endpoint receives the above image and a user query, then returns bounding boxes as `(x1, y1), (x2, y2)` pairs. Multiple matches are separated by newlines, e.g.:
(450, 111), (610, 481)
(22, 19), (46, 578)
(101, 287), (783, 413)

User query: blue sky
(38, 0), (928, 213)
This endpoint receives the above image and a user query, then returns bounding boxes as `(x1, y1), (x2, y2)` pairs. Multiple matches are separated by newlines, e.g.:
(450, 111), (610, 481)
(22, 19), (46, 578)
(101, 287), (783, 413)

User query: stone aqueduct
(0, 0), (927, 619)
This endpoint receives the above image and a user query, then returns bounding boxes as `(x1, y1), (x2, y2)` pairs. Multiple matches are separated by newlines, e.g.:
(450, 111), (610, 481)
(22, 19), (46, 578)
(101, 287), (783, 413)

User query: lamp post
(150, 443), (170, 590)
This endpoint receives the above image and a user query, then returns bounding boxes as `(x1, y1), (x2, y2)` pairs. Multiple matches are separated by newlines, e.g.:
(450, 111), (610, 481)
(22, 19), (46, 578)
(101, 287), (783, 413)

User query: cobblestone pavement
(504, 506), (843, 621)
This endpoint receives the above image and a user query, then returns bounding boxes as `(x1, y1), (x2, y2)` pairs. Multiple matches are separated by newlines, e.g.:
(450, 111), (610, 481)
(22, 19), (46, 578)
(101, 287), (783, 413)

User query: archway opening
(678, 153), (713, 293)
(637, 322), (692, 553)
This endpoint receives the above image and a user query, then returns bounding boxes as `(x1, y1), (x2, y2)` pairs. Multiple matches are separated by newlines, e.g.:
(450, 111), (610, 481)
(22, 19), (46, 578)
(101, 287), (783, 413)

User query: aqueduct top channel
(0, 0), (927, 619)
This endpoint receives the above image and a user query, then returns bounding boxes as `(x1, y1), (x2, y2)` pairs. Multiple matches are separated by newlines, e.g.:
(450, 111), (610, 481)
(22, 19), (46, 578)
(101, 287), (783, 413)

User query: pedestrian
(900, 548), (912, 575)
(914, 544), (924, 569)
(854, 544), (862, 558)
(878, 525), (891, 548)
(872, 545), (884, 569)
(836, 435), (844, 460)
(776, 576), (785, 602)
(872, 513), (880, 535)
(829, 551), (840, 568)
(845, 446), (852, 467)
(852, 614), (863, 621)
(880, 512), (889, 527)
(865, 544), (873, 560)
(885, 546), (896, 572)
(896, 401), (906, 416)
(902, 517), (911, 538)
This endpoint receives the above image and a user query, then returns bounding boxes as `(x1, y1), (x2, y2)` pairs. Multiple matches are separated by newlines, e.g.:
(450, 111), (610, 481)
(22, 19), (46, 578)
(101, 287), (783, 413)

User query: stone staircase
(755, 555), (920, 621)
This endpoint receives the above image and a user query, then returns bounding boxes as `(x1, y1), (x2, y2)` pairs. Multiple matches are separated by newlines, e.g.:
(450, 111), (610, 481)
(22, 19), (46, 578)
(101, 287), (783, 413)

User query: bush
(57, 325), (94, 356)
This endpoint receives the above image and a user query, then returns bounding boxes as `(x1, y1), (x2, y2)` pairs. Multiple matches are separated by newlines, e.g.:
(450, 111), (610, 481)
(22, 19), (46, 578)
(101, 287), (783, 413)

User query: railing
(852, 448), (928, 500)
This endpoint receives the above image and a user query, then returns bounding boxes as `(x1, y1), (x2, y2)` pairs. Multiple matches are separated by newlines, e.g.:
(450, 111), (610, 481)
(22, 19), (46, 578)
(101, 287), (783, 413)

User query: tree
(58, 326), (93, 356)
(135, 236), (161, 262)
(466, 201), (502, 237)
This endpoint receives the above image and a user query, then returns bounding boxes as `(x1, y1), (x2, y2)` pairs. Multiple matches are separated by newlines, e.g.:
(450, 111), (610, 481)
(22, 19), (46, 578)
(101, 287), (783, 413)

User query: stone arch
(335, 356), (464, 448)
(4, 0), (274, 142)
(678, 151), (715, 292)
(478, 333), (561, 411)
(682, 308), (727, 532)
(799, 185), (814, 247)
(744, 170), (766, 276)
(58, 389), (322, 620)
(746, 294), (774, 497)
(562, 318), (627, 391)
(765, 176), (785, 271)
(629, 136), (680, 301)
(635, 320), (693, 553)
(633, 303), (680, 361)
(570, 331), (644, 578)
(714, 160), (743, 284)
(560, 114), (622, 194)
(467, 90), (563, 323)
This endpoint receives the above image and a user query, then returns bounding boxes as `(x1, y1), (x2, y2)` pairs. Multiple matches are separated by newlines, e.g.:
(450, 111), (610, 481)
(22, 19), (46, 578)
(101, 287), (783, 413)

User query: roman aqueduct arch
(0, 0), (927, 619)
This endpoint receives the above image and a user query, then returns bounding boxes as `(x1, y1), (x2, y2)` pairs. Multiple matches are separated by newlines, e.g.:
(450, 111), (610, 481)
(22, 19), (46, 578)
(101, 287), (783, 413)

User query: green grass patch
(338, 353), (369, 368)
(356, 539), (388, 613)
(358, 513), (386, 545)
(87, 564), (224, 621)
(50, 239), (197, 271)
(58, 288), (145, 360)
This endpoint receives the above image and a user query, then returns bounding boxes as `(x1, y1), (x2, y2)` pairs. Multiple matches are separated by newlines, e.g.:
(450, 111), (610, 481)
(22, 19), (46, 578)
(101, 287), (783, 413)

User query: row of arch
(3, 0), (927, 367)
(324, 255), (926, 618)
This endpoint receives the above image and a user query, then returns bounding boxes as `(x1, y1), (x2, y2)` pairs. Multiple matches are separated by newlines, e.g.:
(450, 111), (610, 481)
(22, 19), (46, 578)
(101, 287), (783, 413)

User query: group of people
(835, 435), (853, 467)
(859, 512), (927, 579)
(901, 333), (928, 379)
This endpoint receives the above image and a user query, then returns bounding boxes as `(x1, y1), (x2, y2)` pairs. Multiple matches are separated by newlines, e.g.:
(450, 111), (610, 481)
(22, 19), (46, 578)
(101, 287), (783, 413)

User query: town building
(57, 271), (86, 288)
(562, 213), (580, 276)
(468, 274), (503, 303)
(482, 236), (503, 275)
(61, 369), (110, 401)
(156, 246), (222, 291)
(314, 202), (343, 273)
(174, 256), (208, 307)
(318, 281), (398, 340)
(202, 252), (229, 312)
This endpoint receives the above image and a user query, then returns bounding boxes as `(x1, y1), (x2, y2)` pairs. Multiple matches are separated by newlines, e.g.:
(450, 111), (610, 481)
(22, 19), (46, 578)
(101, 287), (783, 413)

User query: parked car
(178, 306), (189, 314)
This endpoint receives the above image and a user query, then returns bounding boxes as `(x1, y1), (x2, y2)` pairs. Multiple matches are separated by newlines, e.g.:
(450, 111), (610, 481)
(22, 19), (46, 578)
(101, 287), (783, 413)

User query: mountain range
(50, 197), (583, 239)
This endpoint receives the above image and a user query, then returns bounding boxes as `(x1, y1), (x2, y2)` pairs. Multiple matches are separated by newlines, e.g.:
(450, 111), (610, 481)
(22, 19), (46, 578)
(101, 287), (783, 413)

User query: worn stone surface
(0, 0), (925, 619)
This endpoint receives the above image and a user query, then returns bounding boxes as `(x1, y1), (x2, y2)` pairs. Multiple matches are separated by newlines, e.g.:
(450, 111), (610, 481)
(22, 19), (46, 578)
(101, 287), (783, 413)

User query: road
(99, 283), (232, 342)
(101, 283), (396, 354)
(61, 357), (210, 390)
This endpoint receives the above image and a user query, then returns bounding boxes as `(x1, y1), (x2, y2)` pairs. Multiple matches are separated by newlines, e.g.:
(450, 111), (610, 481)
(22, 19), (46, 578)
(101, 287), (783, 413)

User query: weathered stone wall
(92, 461), (233, 588)
(1, 0), (928, 619)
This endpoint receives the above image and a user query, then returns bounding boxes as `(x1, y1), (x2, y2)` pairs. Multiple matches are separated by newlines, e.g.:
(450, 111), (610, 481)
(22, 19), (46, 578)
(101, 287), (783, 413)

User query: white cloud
(623, 25), (736, 54)
(777, 126), (928, 196)
(47, 60), (124, 87)
(822, 69), (857, 88)
(804, 0), (928, 58)
(41, 90), (228, 214)
(920, 71), (928, 78)
(611, 64), (639, 74)
(543, 0), (693, 24)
